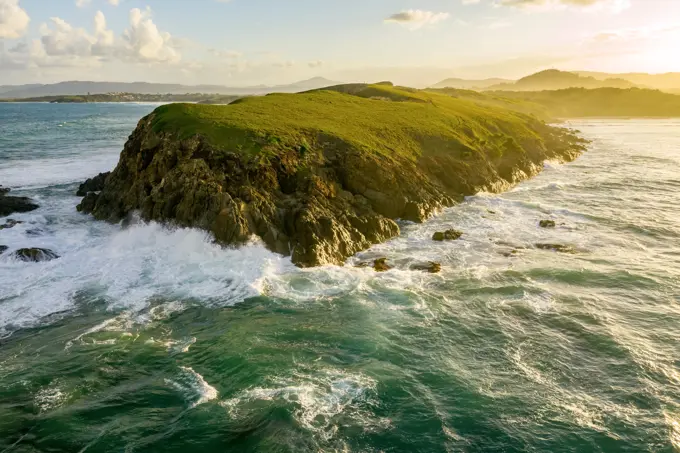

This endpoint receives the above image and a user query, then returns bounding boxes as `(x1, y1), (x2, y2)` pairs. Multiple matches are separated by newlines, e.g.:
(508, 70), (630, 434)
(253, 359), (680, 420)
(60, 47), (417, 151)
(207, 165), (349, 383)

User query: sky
(0, 0), (679, 87)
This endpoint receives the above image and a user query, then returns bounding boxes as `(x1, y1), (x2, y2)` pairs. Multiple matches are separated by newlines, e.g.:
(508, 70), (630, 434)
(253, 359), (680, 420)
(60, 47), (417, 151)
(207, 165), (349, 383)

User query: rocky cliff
(78, 84), (586, 267)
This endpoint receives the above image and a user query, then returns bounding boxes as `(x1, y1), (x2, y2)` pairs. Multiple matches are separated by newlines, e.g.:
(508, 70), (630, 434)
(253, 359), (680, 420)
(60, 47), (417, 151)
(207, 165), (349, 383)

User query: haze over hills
(432, 70), (680, 93)
(0, 77), (340, 99)
(429, 77), (513, 90)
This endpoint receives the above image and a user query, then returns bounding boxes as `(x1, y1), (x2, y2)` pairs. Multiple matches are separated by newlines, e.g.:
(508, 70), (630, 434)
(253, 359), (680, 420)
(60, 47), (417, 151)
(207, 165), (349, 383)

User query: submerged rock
(12, 248), (60, 262)
(76, 172), (110, 196)
(535, 243), (576, 254)
(0, 245), (7, 254)
(539, 219), (556, 228)
(432, 229), (463, 242)
(410, 261), (442, 273)
(0, 219), (23, 230)
(373, 258), (392, 272)
(0, 187), (39, 217)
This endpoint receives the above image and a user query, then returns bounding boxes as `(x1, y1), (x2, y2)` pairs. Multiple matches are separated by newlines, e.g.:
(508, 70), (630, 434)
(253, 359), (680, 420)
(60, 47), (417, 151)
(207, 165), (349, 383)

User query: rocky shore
(77, 84), (586, 267)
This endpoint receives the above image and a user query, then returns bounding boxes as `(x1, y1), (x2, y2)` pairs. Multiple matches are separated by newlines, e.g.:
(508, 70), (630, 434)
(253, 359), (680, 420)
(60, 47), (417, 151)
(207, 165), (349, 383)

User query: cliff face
(79, 85), (586, 267)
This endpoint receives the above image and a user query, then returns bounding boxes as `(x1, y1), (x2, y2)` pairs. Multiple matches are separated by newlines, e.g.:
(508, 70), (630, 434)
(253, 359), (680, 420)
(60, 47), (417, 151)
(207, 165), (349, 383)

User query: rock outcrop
(77, 85), (586, 267)
(0, 245), (8, 254)
(76, 172), (110, 196)
(12, 248), (60, 262)
(0, 186), (39, 217)
(432, 229), (463, 242)
(539, 220), (556, 228)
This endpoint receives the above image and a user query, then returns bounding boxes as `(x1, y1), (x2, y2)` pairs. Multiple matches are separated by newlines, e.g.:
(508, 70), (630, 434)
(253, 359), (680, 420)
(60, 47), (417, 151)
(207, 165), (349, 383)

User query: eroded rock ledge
(78, 85), (586, 267)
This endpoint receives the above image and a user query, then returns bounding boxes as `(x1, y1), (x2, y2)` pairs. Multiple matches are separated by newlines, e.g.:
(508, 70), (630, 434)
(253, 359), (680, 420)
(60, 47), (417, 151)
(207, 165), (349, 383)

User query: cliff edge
(78, 84), (586, 267)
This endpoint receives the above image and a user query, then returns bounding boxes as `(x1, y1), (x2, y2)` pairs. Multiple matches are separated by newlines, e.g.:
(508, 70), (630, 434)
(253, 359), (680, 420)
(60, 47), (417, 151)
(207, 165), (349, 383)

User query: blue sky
(1, 0), (679, 86)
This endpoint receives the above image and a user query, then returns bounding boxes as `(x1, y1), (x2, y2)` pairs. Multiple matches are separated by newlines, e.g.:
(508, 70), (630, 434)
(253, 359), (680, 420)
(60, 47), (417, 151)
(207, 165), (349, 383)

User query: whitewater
(0, 103), (679, 452)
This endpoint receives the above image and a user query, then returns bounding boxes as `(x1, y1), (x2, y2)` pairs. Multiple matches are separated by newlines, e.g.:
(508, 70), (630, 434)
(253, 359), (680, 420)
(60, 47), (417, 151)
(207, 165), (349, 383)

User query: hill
(490, 87), (680, 117)
(430, 77), (513, 90)
(486, 70), (637, 91)
(78, 83), (584, 267)
(575, 71), (680, 91)
(0, 77), (340, 98)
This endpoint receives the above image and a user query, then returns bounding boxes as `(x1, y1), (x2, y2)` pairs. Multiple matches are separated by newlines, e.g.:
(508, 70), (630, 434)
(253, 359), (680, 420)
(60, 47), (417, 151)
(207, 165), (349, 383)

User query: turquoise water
(0, 103), (679, 452)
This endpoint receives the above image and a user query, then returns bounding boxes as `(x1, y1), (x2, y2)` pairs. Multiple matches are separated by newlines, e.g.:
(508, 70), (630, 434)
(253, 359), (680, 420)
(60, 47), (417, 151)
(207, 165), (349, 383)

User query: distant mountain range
(432, 70), (680, 93)
(0, 77), (340, 99)
(429, 77), (513, 90)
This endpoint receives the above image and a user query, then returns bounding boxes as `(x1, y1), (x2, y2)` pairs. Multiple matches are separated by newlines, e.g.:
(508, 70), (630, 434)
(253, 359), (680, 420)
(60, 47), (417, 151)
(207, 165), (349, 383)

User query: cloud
(308, 60), (323, 68)
(385, 10), (450, 30)
(3, 7), (180, 71)
(75, 0), (91, 7)
(108, 0), (120, 5)
(121, 7), (180, 63)
(0, 0), (30, 38)
(495, 0), (631, 12)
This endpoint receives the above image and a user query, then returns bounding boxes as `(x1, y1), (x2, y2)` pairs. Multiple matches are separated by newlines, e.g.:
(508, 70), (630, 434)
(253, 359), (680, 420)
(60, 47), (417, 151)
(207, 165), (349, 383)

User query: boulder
(0, 245), (7, 254)
(535, 243), (575, 254)
(77, 192), (99, 213)
(76, 172), (110, 196)
(410, 261), (442, 273)
(539, 219), (556, 228)
(12, 248), (60, 262)
(0, 188), (39, 217)
(373, 258), (392, 272)
(432, 229), (463, 242)
(0, 219), (23, 230)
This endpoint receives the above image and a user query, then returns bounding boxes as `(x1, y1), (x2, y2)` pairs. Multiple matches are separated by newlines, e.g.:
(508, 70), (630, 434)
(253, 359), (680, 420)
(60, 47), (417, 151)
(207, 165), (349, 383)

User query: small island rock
(539, 220), (556, 228)
(0, 187), (39, 217)
(0, 245), (8, 254)
(373, 258), (392, 272)
(432, 229), (463, 242)
(12, 248), (60, 262)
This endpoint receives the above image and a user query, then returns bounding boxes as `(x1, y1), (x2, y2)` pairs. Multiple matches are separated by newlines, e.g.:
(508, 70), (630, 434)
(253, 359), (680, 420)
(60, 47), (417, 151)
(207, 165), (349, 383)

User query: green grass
(151, 84), (553, 163)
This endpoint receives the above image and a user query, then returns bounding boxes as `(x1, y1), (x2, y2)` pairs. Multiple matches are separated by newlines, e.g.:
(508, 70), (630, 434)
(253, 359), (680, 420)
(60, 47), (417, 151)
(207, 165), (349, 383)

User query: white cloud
(495, 0), (631, 12)
(121, 7), (180, 63)
(3, 7), (180, 71)
(385, 10), (450, 30)
(108, 0), (120, 5)
(75, 0), (91, 8)
(0, 0), (30, 38)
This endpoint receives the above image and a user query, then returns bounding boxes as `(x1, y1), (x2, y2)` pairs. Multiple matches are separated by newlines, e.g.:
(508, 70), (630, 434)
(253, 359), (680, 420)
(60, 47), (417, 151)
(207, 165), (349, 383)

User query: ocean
(0, 103), (679, 452)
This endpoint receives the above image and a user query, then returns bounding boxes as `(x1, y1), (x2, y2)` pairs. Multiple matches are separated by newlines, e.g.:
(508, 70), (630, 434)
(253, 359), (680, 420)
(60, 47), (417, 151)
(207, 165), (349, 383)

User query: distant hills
(429, 77), (512, 90)
(0, 77), (340, 99)
(432, 70), (680, 93)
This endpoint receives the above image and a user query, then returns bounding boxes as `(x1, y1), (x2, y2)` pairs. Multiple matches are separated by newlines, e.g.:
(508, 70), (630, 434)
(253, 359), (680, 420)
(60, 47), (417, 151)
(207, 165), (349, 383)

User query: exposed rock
(76, 172), (110, 196)
(76, 91), (585, 268)
(535, 243), (576, 254)
(0, 188), (39, 217)
(432, 229), (463, 242)
(539, 219), (556, 228)
(0, 219), (23, 230)
(373, 258), (392, 272)
(500, 249), (520, 258)
(410, 261), (442, 273)
(0, 245), (7, 254)
(77, 192), (99, 213)
(12, 248), (60, 262)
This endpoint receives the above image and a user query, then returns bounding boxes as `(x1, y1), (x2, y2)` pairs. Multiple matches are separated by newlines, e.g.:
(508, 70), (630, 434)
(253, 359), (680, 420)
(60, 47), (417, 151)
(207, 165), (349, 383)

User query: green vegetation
(490, 87), (680, 117)
(151, 83), (565, 164)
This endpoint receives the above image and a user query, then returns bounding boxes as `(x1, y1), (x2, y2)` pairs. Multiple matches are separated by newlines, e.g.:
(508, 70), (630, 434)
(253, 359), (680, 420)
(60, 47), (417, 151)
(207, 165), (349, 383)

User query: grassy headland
(81, 83), (585, 267)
